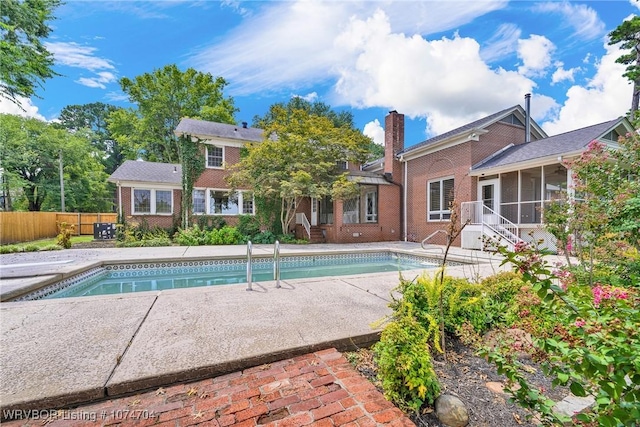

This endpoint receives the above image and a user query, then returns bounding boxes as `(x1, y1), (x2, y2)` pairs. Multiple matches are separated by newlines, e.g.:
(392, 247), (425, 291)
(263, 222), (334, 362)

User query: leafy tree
(56, 102), (126, 174)
(0, 114), (111, 211)
(1, 0), (60, 106)
(609, 16), (640, 112)
(108, 64), (237, 228)
(229, 101), (372, 234)
(108, 64), (236, 163)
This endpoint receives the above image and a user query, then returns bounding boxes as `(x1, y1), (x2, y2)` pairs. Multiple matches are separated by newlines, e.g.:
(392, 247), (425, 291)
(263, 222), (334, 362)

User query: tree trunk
(632, 80), (640, 113)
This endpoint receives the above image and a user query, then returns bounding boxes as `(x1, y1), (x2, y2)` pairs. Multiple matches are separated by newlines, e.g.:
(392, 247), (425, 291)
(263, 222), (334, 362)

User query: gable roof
(174, 118), (263, 142)
(471, 118), (625, 173)
(108, 160), (182, 185)
(398, 105), (547, 157)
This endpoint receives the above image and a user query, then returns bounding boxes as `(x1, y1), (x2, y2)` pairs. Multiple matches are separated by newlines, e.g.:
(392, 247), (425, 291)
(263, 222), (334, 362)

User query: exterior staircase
(309, 226), (325, 243)
(461, 201), (524, 251)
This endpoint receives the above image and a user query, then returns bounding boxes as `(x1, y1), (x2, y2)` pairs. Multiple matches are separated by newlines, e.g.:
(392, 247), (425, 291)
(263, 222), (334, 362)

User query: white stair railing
(462, 201), (523, 249)
(295, 212), (311, 239)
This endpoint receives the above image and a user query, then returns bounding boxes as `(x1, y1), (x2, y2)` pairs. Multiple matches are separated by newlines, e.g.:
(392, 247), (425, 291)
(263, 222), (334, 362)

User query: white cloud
(0, 95), (46, 121)
(293, 92), (318, 103)
(551, 62), (581, 85)
(480, 23), (521, 62)
(631, 0), (640, 10)
(517, 35), (555, 77)
(363, 119), (384, 146)
(104, 91), (129, 102)
(44, 41), (117, 90)
(76, 71), (117, 89)
(44, 42), (114, 71)
(533, 1), (605, 41)
(330, 10), (548, 136)
(188, 0), (507, 96)
(542, 43), (631, 135)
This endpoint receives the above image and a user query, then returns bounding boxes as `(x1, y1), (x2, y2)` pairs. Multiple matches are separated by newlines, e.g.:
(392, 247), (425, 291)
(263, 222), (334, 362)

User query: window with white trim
(207, 190), (254, 215)
(428, 178), (454, 221)
(206, 145), (224, 168)
(192, 189), (206, 214)
(365, 190), (377, 222)
(133, 189), (173, 215)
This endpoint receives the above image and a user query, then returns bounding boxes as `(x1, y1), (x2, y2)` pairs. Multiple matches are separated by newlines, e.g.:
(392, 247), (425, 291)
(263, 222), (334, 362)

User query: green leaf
(570, 381), (587, 397)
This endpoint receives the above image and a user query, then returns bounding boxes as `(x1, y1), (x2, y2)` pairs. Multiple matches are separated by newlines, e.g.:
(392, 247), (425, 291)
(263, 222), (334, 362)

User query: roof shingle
(174, 118), (263, 142)
(108, 160), (182, 185)
(472, 118), (621, 171)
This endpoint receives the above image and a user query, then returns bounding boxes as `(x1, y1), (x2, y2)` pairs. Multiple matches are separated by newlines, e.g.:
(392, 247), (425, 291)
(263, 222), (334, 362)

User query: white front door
(478, 179), (500, 220)
(311, 197), (318, 226)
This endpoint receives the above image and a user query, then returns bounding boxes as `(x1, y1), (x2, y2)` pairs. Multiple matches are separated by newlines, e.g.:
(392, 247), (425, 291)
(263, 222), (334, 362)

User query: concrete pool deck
(0, 242), (507, 419)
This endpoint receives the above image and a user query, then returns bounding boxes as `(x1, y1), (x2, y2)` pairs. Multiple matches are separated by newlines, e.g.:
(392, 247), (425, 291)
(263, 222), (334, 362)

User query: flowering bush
(486, 242), (640, 426)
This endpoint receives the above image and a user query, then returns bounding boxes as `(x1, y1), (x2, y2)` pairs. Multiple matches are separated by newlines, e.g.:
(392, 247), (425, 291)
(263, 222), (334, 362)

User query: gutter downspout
(400, 155), (407, 242)
(117, 181), (122, 218)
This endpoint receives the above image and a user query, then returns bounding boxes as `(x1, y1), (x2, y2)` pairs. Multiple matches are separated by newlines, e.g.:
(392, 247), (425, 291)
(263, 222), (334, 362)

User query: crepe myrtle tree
(227, 103), (371, 234)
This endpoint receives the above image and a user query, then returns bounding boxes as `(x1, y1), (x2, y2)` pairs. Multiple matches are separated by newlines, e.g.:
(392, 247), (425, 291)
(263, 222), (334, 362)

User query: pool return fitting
(246, 240), (282, 291)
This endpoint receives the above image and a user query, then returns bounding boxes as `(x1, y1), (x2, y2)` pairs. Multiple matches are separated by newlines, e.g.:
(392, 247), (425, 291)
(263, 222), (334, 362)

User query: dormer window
(207, 146), (224, 168)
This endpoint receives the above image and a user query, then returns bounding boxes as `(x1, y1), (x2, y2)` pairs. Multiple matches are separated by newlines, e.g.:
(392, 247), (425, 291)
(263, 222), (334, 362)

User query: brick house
(108, 118), (401, 242)
(109, 100), (632, 248)
(364, 95), (633, 250)
(108, 118), (262, 229)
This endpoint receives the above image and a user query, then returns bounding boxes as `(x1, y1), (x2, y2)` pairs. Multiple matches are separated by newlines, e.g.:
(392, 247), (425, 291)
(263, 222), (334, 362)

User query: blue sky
(1, 0), (638, 148)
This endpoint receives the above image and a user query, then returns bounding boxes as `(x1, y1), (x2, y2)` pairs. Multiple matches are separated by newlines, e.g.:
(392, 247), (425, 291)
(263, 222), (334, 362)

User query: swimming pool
(21, 252), (444, 300)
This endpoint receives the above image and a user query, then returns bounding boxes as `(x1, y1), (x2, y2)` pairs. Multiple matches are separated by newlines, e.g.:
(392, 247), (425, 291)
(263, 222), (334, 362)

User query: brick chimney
(384, 110), (404, 184)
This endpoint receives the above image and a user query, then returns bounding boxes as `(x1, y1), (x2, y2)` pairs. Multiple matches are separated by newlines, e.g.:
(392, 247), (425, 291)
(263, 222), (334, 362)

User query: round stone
(435, 394), (470, 427)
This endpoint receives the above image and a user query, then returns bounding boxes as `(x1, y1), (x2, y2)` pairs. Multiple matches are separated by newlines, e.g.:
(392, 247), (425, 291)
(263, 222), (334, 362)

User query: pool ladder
(246, 240), (281, 291)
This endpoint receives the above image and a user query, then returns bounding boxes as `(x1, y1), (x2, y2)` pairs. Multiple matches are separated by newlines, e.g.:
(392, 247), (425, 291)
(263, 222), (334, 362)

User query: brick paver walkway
(3, 349), (415, 427)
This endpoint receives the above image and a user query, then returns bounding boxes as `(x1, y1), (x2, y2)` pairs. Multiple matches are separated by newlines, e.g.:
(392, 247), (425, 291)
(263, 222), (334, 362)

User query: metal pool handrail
(246, 241), (253, 291)
(274, 240), (281, 288)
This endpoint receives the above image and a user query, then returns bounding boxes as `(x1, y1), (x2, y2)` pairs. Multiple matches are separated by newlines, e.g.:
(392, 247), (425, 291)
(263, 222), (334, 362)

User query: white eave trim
(469, 149), (584, 176)
(400, 129), (488, 161)
(107, 179), (181, 190)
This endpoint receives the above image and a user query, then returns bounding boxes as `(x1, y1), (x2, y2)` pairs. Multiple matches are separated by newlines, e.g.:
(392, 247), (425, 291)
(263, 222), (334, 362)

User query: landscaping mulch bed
(71, 240), (117, 249)
(349, 336), (569, 427)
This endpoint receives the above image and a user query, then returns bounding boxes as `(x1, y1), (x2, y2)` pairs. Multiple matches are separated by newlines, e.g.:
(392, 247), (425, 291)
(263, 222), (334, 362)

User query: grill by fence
(0, 212), (117, 244)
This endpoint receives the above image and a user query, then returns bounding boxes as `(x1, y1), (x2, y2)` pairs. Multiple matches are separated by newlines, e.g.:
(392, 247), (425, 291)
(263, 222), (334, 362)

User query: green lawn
(0, 235), (94, 253)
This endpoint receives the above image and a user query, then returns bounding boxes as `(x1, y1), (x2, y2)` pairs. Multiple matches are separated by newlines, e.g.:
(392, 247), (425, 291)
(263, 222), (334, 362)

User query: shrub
(374, 315), (440, 412)
(23, 244), (40, 252)
(56, 222), (75, 249)
(40, 244), (62, 251)
(174, 225), (209, 246)
(116, 222), (171, 247)
(0, 245), (20, 254)
(483, 242), (640, 426)
(237, 214), (261, 238)
(252, 230), (276, 244)
(208, 226), (244, 245)
(196, 215), (226, 231)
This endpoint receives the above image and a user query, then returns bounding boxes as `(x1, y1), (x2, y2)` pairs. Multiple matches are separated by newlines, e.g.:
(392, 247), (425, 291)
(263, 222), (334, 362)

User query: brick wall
(195, 146), (241, 189)
(384, 111), (404, 185)
(120, 187), (181, 230)
(471, 122), (528, 165)
(319, 184), (401, 243)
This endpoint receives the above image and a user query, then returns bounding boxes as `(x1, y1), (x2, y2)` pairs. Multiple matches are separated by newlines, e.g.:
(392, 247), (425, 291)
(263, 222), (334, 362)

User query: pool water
(38, 252), (439, 300)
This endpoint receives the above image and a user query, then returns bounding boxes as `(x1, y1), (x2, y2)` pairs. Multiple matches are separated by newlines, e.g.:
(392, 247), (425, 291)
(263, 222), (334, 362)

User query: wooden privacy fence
(0, 212), (117, 244)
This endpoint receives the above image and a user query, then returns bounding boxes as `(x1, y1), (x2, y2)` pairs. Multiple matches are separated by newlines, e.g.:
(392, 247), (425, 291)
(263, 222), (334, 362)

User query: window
(428, 178), (454, 221)
(133, 189), (151, 213)
(207, 190), (254, 215)
(133, 189), (173, 214)
(192, 189), (206, 214)
(365, 190), (377, 222)
(336, 160), (348, 170)
(242, 193), (254, 215)
(206, 146), (223, 168)
(210, 190), (238, 215)
(342, 197), (360, 224)
(155, 190), (172, 213)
